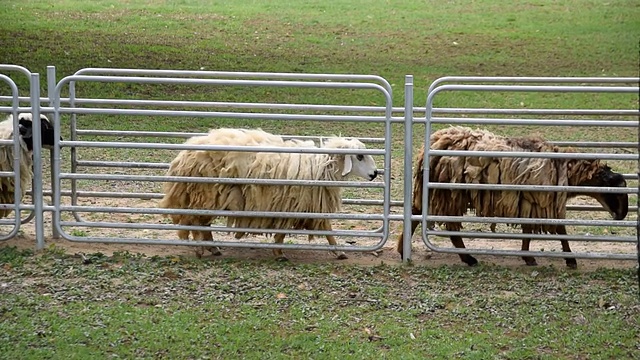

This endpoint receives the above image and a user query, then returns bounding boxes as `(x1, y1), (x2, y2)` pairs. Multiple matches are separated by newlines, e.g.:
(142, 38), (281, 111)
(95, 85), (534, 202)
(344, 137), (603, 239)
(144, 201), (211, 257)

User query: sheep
(159, 128), (283, 257)
(396, 126), (629, 268)
(0, 113), (57, 219)
(231, 135), (378, 260)
(159, 127), (379, 260)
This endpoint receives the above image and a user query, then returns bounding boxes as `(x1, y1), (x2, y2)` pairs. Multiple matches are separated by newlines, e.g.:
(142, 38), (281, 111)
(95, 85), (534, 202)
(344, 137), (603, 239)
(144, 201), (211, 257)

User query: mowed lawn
(1, 0), (639, 359)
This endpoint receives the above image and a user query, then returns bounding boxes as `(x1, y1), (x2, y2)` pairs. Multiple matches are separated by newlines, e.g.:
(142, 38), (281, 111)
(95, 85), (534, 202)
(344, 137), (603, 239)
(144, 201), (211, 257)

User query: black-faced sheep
(0, 113), (57, 219)
(397, 126), (629, 268)
(159, 128), (379, 260)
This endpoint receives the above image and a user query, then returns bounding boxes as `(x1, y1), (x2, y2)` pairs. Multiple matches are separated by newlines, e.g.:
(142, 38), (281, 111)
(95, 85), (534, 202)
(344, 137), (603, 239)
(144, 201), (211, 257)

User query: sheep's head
(17, 113), (59, 151)
(569, 159), (628, 220)
(321, 137), (378, 181)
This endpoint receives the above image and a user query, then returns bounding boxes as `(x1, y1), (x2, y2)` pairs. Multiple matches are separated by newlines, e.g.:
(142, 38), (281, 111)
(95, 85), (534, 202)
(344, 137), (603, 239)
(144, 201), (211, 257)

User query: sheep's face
(575, 162), (628, 221)
(342, 153), (378, 181)
(17, 113), (59, 151)
(321, 137), (378, 181)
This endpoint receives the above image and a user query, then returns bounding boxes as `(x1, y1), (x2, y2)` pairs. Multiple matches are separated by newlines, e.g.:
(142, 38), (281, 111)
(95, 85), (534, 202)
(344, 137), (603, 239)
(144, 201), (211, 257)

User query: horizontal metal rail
(73, 161), (388, 177)
(42, 106), (392, 122)
(52, 188), (394, 204)
(62, 140), (386, 154)
(428, 149), (637, 161)
(419, 243), (638, 261)
(427, 182), (637, 194)
(60, 173), (385, 188)
(71, 67), (394, 93)
(426, 230), (636, 243)
(74, 129), (386, 143)
(426, 215), (636, 228)
(49, 189), (638, 212)
(49, 233), (388, 252)
(59, 221), (383, 238)
(427, 76), (640, 94)
(430, 108), (640, 116)
(2, 100), (638, 117)
(60, 205), (386, 220)
(425, 117), (639, 127)
(547, 141), (638, 148)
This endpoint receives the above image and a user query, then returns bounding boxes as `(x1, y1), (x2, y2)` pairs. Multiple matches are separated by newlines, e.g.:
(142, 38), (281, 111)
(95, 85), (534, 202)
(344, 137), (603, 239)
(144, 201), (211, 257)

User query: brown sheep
(397, 126), (629, 268)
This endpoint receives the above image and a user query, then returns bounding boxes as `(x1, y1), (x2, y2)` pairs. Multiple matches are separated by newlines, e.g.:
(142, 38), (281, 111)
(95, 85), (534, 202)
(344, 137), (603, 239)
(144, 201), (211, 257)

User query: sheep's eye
(356, 154), (364, 161)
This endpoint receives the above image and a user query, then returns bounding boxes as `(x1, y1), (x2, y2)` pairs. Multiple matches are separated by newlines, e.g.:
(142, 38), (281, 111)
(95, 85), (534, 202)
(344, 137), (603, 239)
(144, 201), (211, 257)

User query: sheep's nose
(369, 170), (378, 180)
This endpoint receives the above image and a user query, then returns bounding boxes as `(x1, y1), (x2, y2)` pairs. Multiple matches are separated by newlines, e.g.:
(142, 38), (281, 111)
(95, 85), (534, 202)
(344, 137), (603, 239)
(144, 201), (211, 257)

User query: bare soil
(1, 157), (637, 272)
(2, 209), (637, 272)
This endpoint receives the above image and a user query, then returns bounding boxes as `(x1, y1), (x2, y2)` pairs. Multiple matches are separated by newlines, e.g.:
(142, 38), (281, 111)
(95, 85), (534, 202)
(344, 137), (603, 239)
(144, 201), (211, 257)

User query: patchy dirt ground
(1, 154), (637, 273)
(2, 211), (637, 272)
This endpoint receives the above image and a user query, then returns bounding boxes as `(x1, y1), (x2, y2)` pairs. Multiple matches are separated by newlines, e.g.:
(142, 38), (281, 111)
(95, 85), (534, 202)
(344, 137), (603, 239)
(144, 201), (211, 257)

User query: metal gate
(48, 68), (394, 257)
(0, 65), (47, 247)
(0, 64), (637, 265)
(403, 77), (639, 262)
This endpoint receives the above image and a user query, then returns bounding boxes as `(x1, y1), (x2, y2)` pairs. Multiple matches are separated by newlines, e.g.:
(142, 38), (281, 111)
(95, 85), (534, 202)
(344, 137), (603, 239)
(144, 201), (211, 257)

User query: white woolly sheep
(159, 127), (379, 260)
(159, 128), (282, 257)
(0, 113), (57, 219)
(397, 126), (628, 268)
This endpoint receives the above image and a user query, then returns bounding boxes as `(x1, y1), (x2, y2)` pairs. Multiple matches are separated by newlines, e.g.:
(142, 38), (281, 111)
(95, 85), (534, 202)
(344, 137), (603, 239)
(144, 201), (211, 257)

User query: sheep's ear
(341, 155), (352, 176)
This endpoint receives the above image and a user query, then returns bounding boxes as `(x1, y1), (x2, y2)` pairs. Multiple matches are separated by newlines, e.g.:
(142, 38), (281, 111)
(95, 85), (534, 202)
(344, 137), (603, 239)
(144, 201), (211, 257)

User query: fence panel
(48, 69), (394, 258)
(409, 77), (639, 263)
(0, 66), (49, 247)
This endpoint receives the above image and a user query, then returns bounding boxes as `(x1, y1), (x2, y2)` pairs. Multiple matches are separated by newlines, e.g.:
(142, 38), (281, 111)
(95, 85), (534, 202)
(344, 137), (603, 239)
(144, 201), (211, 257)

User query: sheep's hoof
(565, 259), (578, 270)
(208, 247), (222, 256)
(275, 256), (289, 262)
(523, 257), (538, 266)
(336, 252), (348, 260)
(463, 256), (479, 267)
(194, 247), (205, 259)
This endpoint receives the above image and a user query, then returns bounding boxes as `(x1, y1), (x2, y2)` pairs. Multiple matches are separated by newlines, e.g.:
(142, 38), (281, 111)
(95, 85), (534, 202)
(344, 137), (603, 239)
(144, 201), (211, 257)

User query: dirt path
(3, 229), (638, 272)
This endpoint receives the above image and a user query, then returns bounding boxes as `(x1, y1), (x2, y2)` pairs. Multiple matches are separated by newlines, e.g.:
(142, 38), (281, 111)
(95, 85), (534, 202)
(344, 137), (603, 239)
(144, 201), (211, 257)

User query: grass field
(1, 0), (639, 358)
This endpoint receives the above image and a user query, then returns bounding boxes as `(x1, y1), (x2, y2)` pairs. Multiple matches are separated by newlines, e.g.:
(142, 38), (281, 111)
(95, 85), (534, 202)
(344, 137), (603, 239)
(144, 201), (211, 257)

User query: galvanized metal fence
(0, 64), (638, 264)
(46, 68), (394, 256)
(410, 77), (639, 262)
(0, 65), (47, 246)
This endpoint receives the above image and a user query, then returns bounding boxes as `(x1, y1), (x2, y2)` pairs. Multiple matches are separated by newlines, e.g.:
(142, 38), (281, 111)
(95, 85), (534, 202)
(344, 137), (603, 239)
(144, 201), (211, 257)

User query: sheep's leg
(450, 235), (478, 267)
(192, 217), (218, 258)
(177, 229), (190, 240)
(192, 229), (208, 259)
(520, 227), (544, 266)
(396, 208), (421, 258)
(325, 235), (348, 260)
(520, 238), (537, 266)
(273, 233), (288, 261)
(201, 229), (222, 256)
(319, 220), (348, 260)
(177, 218), (205, 258)
(558, 225), (577, 269)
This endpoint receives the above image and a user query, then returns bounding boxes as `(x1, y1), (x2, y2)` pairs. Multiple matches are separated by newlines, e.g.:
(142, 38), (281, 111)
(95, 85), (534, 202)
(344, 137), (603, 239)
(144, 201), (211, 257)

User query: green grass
(0, 1), (639, 358)
(0, 247), (638, 359)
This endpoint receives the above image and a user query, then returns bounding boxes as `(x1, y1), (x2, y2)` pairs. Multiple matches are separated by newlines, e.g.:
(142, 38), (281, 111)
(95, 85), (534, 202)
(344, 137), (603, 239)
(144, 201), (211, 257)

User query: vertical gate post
(47, 66), (60, 239)
(636, 113), (639, 293)
(30, 73), (45, 249)
(402, 75), (414, 261)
